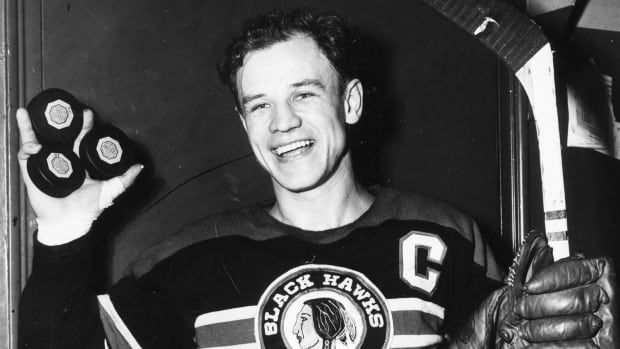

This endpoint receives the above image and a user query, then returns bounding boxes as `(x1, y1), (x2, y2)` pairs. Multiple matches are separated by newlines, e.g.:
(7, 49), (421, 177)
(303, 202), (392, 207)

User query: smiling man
(17, 8), (616, 349)
(235, 32), (372, 229)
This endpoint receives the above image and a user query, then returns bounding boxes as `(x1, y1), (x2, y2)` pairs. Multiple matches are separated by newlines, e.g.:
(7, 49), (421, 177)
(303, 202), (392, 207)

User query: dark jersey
(19, 187), (504, 349)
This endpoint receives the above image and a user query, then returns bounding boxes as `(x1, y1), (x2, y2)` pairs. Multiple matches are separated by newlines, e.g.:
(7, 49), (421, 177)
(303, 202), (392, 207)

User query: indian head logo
(256, 264), (393, 349)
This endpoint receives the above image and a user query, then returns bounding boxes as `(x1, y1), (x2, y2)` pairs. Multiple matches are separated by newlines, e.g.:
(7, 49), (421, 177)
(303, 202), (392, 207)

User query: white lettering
(337, 277), (353, 292)
(264, 322), (278, 336)
(263, 307), (280, 322)
(272, 293), (289, 308)
(362, 298), (380, 315)
(352, 284), (371, 301)
(400, 231), (447, 295)
(296, 274), (314, 290)
(284, 281), (298, 295)
(369, 313), (384, 328)
(322, 273), (340, 286)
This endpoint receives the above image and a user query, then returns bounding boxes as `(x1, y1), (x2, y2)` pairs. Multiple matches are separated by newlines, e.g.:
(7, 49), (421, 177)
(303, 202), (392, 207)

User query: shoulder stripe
(97, 294), (142, 349)
(391, 334), (443, 348)
(200, 344), (259, 349)
(194, 299), (443, 328)
(194, 305), (256, 327)
(198, 334), (444, 348)
(387, 298), (445, 319)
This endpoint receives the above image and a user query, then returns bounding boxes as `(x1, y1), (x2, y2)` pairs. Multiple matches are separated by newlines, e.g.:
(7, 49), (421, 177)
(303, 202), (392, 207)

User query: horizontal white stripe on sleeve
(97, 294), (142, 349)
(194, 305), (257, 328)
(200, 343), (260, 349)
(391, 334), (443, 348)
(387, 298), (445, 319)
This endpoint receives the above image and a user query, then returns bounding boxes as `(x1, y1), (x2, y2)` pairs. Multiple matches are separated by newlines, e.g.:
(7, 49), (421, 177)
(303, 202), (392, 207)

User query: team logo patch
(256, 264), (393, 349)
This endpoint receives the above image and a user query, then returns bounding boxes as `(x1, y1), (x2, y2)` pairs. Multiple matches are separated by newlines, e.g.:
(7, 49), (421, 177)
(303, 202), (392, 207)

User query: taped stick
(418, 0), (569, 259)
(515, 47), (568, 260)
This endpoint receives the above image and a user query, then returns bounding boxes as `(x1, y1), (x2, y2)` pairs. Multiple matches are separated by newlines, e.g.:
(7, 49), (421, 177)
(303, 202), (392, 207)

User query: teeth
(274, 140), (314, 156)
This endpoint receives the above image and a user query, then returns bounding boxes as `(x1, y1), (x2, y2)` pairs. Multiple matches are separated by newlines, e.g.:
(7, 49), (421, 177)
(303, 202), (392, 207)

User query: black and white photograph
(0, 0), (618, 348)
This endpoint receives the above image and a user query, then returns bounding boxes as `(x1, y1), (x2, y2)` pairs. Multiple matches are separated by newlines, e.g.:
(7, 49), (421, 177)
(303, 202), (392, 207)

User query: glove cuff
(36, 213), (95, 246)
(448, 286), (509, 348)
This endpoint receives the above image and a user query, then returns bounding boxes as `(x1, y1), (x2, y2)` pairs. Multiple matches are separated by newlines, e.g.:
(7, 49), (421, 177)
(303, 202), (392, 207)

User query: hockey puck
(79, 124), (134, 180)
(26, 146), (86, 198)
(26, 88), (84, 144)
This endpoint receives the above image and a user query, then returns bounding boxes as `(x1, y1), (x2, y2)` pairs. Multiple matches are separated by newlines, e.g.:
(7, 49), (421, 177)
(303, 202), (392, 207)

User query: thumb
(98, 164), (144, 210)
(118, 163), (144, 189)
(73, 109), (95, 154)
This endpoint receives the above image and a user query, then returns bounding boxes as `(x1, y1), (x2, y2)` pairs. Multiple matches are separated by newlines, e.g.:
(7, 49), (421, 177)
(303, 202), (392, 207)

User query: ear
(343, 79), (363, 125)
(235, 106), (248, 132)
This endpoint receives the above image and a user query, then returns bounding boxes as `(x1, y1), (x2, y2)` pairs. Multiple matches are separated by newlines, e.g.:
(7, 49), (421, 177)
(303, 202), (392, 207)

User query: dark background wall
(25, 0), (530, 281)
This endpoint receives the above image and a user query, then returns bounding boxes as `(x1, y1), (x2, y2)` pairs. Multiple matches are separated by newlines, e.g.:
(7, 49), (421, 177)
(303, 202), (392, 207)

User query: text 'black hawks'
(256, 265), (392, 349)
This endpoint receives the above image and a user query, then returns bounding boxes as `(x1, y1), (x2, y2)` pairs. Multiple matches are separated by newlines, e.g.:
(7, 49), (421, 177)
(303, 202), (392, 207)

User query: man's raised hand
(16, 107), (143, 246)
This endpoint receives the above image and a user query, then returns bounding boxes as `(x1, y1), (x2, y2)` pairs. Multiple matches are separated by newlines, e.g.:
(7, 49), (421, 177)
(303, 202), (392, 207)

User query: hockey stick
(418, 0), (569, 260)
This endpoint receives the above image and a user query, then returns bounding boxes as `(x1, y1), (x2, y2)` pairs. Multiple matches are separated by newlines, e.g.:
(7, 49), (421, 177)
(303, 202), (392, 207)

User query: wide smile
(272, 139), (315, 158)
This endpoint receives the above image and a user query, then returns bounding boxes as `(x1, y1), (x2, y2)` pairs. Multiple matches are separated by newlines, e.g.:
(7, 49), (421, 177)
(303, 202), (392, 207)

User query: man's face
(235, 35), (362, 193)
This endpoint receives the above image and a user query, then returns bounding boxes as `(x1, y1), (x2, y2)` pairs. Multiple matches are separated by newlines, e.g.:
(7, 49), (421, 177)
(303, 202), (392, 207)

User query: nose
(293, 320), (301, 336)
(269, 103), (301, 133)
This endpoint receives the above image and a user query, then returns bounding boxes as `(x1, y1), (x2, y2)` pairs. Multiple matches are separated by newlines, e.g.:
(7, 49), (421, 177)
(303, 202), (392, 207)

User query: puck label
(44, 99), (74, 129)
(96, 137), (123, 164)
(46, 152), (73, 178)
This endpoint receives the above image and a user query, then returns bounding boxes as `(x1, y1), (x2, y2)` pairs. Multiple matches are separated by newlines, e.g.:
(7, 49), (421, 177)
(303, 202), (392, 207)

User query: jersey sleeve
(441, 217), (505, 335)
(382, 188), (505, 335)
(18, 232), (105, 349)
(19, 231), (197, 349)
(97, 264), (199, 349)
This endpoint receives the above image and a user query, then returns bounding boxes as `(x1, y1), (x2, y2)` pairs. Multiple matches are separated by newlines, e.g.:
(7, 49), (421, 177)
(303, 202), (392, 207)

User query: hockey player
(17, 8), (616, 349)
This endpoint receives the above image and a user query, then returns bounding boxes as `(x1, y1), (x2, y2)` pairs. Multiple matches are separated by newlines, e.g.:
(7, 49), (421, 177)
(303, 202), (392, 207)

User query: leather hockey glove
(447, 231), (618, 349)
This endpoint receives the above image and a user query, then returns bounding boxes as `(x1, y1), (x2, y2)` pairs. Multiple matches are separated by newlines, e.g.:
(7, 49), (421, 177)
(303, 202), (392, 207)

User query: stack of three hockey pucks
(26, 88), (135, 198)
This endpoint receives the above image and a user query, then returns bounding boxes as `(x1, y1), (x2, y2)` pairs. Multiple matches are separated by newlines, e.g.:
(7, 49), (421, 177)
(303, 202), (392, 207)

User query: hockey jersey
(19, 187), (504, 349)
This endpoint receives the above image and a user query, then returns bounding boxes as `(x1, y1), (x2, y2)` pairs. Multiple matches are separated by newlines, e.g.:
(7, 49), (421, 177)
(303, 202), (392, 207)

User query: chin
(275, 179), (320, 193)
(273, 171), (326, 193)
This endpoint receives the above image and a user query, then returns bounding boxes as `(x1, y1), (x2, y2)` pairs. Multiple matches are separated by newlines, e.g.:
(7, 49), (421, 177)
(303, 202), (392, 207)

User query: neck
(269, 155), (374, 231)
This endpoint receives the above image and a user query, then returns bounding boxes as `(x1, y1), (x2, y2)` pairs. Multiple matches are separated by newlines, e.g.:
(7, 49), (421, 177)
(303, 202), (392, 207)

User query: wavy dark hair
(217, 8), (360, 106)
(304, 298), (357, 349)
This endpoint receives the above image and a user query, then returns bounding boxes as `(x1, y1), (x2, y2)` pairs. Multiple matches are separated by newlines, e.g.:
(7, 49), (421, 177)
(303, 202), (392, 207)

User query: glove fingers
(593, 257), (618, 349)
(523, 338), (599, 349)
(525, 258), (604, 294)
(517, 284), (608, 318)
(520, 314), (602, 342)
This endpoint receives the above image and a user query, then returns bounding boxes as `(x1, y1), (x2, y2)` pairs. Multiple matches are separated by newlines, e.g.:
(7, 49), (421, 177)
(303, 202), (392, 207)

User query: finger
(118, 164), (144, 189)
(17, 142), (42, 161)
(524, 339), (598, 349)
(517, 284), (608, 318)
(593, 256), (617, 349)
(16, 108), (39, 146)
(98, 164), (144, 210)
(16, 143), (41, 187)
(525, 258), (604, 294)
(519, 314), (602, 342)
(73, 109), (94, 154)
(570, 252), (587, 259)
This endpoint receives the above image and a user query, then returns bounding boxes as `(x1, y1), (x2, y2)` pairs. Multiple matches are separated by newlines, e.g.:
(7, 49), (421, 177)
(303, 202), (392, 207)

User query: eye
(249, 103), (270, 113)
(293, 92), (315, 101)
